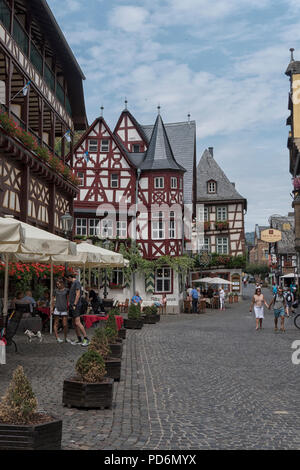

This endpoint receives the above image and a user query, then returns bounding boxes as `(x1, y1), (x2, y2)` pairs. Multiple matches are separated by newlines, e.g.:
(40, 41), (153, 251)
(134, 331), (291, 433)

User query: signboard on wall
(261, 229), (282, 243)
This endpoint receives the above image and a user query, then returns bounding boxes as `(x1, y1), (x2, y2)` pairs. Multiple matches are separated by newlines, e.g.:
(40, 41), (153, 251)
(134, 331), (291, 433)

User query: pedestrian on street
(249, 287), (269, 330)
(268, 286), (288, 333)
(52, 279), (71, 344)
(283, 288), (294, 317)
(219, 288), (225, 311)
(191, 286), (199, 313)
(67, 272), (89, 346)
(131, 291), (142, 306)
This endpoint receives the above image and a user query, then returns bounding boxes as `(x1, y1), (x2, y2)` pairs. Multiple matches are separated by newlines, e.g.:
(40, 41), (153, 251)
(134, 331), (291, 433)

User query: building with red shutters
(73, 105), (196, 310)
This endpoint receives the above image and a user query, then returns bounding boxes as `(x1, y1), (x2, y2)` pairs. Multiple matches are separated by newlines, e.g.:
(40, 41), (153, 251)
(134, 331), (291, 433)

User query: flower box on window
(109, 283), (124, 290)
(215, 221), (229, 230)
(204, 221), (211, 231)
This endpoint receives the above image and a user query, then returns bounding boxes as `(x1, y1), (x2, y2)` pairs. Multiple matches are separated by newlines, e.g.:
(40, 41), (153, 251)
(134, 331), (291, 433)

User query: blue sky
(47, 0), (300, 231)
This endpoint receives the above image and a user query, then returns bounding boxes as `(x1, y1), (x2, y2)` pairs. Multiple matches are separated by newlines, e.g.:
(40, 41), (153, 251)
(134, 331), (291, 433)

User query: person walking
(268, 286), (288, 333)
(284, 288), (294, 317)
(52, 279), (71, 344)
(67, 272), (89, 346)
(191, 286), (199, 313)
(249, 287), (269, 330)
(219, 288), (225, 311)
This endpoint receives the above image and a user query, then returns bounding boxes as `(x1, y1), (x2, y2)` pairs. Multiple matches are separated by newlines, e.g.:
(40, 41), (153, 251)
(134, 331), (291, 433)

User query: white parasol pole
(3, 253), (9, 320)
(50, 261), (53, 334)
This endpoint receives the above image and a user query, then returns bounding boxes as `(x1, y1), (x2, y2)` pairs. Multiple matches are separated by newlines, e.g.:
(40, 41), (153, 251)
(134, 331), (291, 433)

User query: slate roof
(196, 149), (247, 207)
(285, 60), (300, 76)
(270, 215), (296, 254)
(141, 119), (196, 205)
(139, 115), (185, 173)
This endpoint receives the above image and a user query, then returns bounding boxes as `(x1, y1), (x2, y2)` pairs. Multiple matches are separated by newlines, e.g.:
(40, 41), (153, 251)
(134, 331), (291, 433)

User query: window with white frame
(171, 177), (177, 189)
(152, 220), (165, 239)
(207, 180), (216, 194)
(88, 140), (98, 152)
(100, 139), (110, 152)
(152, 211), (163, 219)
(216, 206), (227, 221)
(77, 172), (84, 186)
(117, 221), (127, 238)
(111, 174), (119, 188)
(204, 207), (209, 222)
(204, 237), (210, 252)
(154, 177), (164, 189)
(111, 268), (124, 286)
(76, 218), (87, 236)
(89, 219), (100, 236)
(155, 267), (172, 293)
(101, 219), (113, 238)
(216, 237), (228, 254)
(169, 219), (176, 239)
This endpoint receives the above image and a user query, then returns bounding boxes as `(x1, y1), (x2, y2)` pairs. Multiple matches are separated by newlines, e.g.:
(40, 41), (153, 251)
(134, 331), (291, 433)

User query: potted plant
(233, 292), (239, 302)
(89, 328), (121, 382)
(228, 292), (234, 304)
(63, 349), (114, 409)
(0, 366), (62, 450)
(124, 303), (143, 329)
(142, 306), (157, 324)
(105, 313), (123, 359)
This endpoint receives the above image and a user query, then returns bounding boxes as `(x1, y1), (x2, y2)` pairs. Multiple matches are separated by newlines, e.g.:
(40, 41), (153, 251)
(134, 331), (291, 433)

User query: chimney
(208, 147), (214, 157)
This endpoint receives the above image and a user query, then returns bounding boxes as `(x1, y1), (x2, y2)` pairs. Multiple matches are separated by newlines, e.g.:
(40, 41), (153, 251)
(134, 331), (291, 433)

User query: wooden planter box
(228, 297), (233, 304)
(118, 328), (126, 339)
(105, 358), (121, 382)
(0, 418), (62, 450)
(123, 318), (143, 329)
(63, 377), (114, 409)
(108, 342), (123, 359)
(142, 315), (157, 324)
(154, 314), (160, 323)
(234, 295), (239, 303)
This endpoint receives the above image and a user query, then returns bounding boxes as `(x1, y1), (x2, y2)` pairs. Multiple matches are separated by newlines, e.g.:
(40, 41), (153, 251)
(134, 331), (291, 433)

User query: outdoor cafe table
(82, 314), (124, 330)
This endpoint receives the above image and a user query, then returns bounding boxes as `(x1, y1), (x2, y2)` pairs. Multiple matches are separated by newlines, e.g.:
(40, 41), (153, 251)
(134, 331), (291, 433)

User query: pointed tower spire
(100, 105), (104, 117)
(125, 98), (128, 110)
(290, 48), (295, 62)
(140, 114), (185, 172)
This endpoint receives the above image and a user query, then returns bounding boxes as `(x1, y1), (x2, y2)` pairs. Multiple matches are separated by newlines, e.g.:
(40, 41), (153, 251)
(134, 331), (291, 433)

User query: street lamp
(103, 237), (110, 299)
(61, 212), (74, 239)
(132, 167), (142, 296)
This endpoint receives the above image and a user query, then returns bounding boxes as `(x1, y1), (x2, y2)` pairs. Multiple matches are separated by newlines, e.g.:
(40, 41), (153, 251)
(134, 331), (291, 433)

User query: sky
(47, 0), (300, 232)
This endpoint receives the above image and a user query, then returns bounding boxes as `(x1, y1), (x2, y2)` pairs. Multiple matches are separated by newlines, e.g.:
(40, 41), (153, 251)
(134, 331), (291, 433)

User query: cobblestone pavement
(0, 285), (300, 450)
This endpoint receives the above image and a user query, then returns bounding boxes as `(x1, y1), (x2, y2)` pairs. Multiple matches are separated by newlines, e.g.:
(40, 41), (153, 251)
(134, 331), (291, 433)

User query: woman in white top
(219, 288), (225, 311)
(249, 287), (269, 330)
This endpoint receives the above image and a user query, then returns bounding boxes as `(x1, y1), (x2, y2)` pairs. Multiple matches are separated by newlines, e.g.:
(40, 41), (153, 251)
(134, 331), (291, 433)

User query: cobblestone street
(0, 286), (299, 450)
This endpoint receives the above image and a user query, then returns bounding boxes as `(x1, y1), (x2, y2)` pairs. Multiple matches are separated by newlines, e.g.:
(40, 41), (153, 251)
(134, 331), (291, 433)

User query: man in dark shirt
(67, 272), (89, 346)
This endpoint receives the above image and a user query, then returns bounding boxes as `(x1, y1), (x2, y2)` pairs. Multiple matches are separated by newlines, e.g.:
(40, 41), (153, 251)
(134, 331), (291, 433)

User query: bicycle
(285, 302), (300, 330)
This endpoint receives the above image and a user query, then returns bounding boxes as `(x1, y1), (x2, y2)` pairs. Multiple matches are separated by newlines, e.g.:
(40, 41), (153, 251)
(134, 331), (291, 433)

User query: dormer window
(207, 180), (217, 194)
(154, 177), (164, 189)
(132, 144), (140, 153)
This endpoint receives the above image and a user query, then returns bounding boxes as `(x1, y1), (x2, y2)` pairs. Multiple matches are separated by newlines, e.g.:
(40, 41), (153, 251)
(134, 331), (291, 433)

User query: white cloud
(109, 6), (149, 33)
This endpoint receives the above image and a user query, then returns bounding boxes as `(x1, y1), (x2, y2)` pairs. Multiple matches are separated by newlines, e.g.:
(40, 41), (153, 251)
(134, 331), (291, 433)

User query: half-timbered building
(0, 0), (87, 233)
(73, 106), (196, 310)
(196, 147), (247, 256)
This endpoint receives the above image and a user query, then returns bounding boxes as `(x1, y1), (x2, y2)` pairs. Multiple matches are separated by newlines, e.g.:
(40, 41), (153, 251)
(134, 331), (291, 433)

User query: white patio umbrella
(280, 273), (300, 278)
(206, 277), (233, 285)
(192, 277), (214, 283)
(0, 217), (76, 319)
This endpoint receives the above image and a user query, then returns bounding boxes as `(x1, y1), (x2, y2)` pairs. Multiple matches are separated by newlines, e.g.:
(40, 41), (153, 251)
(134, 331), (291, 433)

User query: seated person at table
(22, 290), (37, 314)
(131, 291), (142, 305)
(12, 291), (31, 313)
(154, 294), (167, 310)
(38, 291), (50, 308)
(86, 286), (104, 315)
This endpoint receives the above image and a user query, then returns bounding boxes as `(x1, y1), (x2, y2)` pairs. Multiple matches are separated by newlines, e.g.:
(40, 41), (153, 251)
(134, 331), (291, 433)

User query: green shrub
(105, 326), (118, 344)
(89, 328), (111, 358)
(128, 303), (141, 320)
(75, 350), (106, 383)
(0, 366), (38, 424)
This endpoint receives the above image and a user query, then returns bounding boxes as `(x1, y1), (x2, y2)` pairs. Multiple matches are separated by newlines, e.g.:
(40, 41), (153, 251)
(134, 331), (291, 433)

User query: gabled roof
(141, 119), (196, 204)
(269, 215), (296, 254)
(197, 149), (247, 208)
(113, 109), (149, 145)
(72, 116), (135, 168)
(139, 115), (185, 172)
